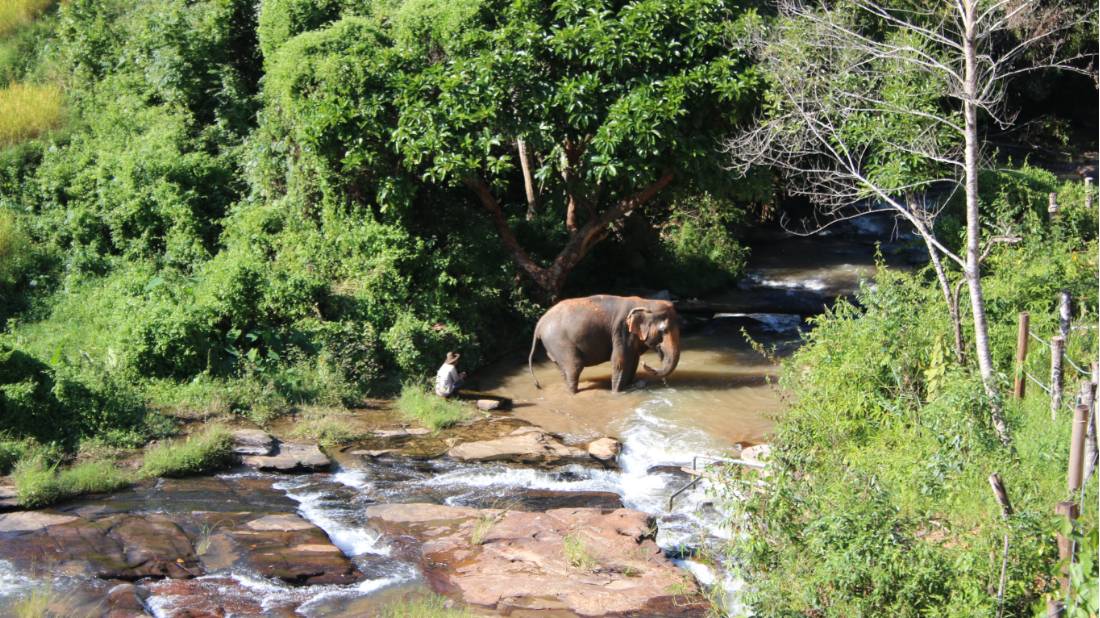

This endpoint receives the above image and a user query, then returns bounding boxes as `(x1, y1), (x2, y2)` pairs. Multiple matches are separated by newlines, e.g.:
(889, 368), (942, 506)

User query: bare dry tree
(727, 0), (1096, 446)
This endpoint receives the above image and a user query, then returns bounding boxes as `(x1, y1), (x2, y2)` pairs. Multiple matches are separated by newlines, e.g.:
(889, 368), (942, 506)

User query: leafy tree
(726, 0), (1096, 445)
(261, 0), (764, 298)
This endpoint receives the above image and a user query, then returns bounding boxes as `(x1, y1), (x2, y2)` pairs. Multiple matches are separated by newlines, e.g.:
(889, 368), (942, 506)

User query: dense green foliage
(722, 176), (1098, 616)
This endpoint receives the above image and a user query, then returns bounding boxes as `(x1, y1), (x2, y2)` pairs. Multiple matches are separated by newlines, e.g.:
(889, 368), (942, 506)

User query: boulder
(241, 442), (331, 473)
(105, 582), (150, 618)
(586, 437), (621, 462)
(145, 577), (269, 617)
(447, 427), (591, 465)
(230, 429), (274, 456)
(476, 399), (501, 411)
(740, 444), (771, 466)
(364, 503), (707, 616)
(455, 489), (624, 512)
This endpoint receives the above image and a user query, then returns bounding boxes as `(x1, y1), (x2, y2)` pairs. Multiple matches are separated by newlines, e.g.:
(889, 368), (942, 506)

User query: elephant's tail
(528, 327), (542, 390)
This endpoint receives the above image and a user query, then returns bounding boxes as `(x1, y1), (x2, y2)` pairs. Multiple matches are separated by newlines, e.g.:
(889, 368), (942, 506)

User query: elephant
(527, 295), (681, 394)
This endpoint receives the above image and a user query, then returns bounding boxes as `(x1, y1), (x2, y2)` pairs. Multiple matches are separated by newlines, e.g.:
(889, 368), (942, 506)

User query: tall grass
(140, 426), (234, 478)
(13, 457), (132, 508)
(0, 0), (53, 38)
(395, 384), (470, 431)
(0, 82), (63, 145)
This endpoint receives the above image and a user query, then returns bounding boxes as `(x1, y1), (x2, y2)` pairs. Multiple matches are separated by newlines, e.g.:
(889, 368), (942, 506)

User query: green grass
(0, 82), (63, 145)
(0, 0), (53, 38)
(395, 384), (470, 431)
(380, 595), (473, 618)
(287, 411), (362, 446)
(139, 426), (234, 478)
(13, 456), (132, 508)
(563, 532), (598, 571)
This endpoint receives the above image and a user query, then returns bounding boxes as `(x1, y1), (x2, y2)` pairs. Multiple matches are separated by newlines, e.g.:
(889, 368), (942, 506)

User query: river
(0, 220), (919, 616)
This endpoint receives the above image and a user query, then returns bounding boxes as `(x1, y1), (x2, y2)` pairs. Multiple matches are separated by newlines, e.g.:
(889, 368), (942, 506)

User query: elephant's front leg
(610, 346), (639, 393)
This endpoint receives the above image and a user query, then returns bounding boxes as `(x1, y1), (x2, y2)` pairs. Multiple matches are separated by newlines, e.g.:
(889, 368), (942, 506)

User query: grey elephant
(527, 295), (681, 393)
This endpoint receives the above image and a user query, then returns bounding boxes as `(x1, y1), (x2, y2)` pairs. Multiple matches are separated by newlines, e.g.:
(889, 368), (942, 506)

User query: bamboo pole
(988, 473), (1013, 618)
(1013, 312), (1029, 399)
(1054, 500), (1078, 595)
(1085, 363), (1099, 486)
(1068, 404), (1088, 496)
(1058, 292), (1071, 341)
(1051, 336), (1065, 420)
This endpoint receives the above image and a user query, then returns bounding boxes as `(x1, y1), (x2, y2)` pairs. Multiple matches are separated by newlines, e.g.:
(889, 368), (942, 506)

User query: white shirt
(435, 363), (459, 396)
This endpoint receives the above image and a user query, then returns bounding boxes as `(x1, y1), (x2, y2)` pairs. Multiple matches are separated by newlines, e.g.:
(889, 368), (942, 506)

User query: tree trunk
(465, 172), (674, 301)
(962, 1), (1010, 446)
(517, 139), (539, 221)
(910, 208), (964, 363)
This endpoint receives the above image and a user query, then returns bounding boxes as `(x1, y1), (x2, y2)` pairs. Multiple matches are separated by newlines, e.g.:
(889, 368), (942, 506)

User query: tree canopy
(260, 0), (765, 296)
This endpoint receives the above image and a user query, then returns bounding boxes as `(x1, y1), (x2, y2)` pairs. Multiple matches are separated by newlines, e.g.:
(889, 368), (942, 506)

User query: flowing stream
(0, 223), (918, 616)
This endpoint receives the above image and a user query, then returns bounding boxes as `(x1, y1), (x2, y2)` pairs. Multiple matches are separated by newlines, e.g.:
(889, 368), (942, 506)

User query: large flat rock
(241, 441), (331, 473)
(446, 427), (591, 465)
(364, 503), (708, 616)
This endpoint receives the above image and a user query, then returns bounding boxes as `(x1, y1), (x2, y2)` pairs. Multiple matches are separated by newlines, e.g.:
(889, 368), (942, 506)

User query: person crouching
(434, 351), (465, 398)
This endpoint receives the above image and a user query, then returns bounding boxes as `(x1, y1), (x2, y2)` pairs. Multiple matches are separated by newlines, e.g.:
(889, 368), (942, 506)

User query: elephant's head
(625, 302), (681, 379)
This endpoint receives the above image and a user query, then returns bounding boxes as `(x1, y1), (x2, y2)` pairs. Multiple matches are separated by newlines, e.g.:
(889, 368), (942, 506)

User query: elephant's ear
(626, 307), (649, 341)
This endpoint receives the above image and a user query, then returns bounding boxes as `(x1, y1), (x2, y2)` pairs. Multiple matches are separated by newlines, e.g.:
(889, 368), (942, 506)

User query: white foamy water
(273, 477), (390, 557)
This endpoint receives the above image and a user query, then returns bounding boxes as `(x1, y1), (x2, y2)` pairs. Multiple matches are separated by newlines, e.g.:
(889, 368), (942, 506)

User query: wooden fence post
(1050, 336), (1065, 420)
(1048, 192), (1058, 218)
(1014, 312), (1030, 399)
(1086, 176), (1093, 210)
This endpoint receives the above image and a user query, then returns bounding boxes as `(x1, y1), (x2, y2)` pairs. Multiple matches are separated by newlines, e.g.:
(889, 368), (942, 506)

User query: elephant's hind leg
(558, 359), (583, 394)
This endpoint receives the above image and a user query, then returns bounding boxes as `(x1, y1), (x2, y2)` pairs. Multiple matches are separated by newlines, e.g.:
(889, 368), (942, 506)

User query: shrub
(139, 426), (234, 478)
(0, 82), (63, 146)
(13, 456), (131, 508)
(395, 384), (470, 431)
(722, 237), (1098, 617)
(653, 193), (749, 296)
(0, 0), (53, 38)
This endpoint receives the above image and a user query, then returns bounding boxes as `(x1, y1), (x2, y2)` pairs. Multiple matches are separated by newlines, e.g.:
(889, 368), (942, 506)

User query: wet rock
(212, 512), (360, 585)
(230, 429), (274, 456)
(447, 427), (591, 465)
(372, 427), (431, 438)
(0, 511), (79, 532)
(348, 449), (396, 458)
(242, 442), (331, 473)
(63, 476), (298, 518)
(586, 437), (621, 462)
(1, 513), (199, 580)
(106, 582), (150, 617)
(364, 503), (707, 616)
(145, 577), (270, 617)
(454, 489), (624, 512)
(476, 399), (501, 411)
(0, 483), (18, 512)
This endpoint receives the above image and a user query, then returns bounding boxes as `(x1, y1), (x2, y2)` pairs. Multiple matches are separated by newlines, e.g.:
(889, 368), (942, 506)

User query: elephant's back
(540, 297), (615, 365)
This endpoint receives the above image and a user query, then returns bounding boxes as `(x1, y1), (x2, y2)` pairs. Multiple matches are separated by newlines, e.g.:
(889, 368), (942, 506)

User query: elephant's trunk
(646, 326), (680, 379)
